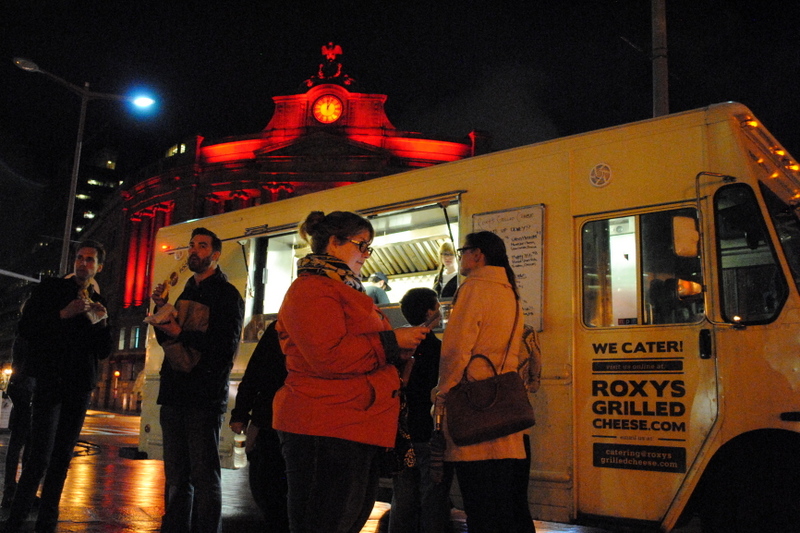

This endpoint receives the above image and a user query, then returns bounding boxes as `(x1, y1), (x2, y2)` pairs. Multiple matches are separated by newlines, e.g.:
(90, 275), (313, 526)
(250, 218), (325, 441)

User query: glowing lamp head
(132, 96), (155, 108)
(126, 89), (157, 116)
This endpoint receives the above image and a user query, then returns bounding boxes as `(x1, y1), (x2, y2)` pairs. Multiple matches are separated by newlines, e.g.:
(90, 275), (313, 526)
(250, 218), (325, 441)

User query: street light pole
(12, 57), (155, 276)
(63, 83), (90, 276)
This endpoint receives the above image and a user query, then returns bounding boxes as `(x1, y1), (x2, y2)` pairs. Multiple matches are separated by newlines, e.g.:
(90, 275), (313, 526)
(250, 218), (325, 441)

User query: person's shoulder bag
(446, 306), (535, 446)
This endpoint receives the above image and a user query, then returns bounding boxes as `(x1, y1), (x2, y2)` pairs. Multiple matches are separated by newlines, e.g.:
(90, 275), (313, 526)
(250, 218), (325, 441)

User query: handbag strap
(498, 304), (520, 372)
(461, 304), (520, 381)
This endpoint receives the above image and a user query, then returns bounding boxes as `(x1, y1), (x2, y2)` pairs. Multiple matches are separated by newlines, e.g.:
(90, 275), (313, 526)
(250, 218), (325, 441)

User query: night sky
(1, 1), (799, 273)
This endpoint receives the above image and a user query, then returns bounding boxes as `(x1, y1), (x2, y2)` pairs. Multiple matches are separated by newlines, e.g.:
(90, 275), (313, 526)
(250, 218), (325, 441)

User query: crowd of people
(1, 211), (537, 533)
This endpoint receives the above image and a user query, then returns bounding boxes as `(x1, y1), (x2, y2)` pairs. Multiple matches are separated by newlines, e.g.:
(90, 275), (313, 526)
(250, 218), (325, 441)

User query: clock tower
(263, 43), (397, 134)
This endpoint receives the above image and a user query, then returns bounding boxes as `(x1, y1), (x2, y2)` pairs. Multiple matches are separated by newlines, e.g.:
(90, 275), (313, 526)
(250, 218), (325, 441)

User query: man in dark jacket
(151, 227), (244, 533)
(2, 326), (35, 509)
(390, 287), (454, 533)
(3, 240), (113, 533)
(229, 320), (289, 532)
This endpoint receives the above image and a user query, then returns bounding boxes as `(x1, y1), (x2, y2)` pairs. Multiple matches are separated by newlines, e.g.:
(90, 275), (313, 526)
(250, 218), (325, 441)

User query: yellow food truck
(138, 102), (800, 532)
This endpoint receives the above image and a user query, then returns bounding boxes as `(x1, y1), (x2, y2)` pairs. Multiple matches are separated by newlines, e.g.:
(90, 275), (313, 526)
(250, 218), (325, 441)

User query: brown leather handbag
(446, 309), (535, 446)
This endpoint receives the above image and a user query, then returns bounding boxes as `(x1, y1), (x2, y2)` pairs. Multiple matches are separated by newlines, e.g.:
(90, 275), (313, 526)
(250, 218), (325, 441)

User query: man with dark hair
(399, 287), (439, 326)
(151, 227), (244, 533)
(391, 287), (454, 533)
(3, 240), (113, 533)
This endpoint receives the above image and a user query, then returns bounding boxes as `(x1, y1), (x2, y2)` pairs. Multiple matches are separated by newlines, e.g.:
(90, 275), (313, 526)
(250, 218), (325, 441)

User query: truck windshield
(759, 181), (800, 295)
(713, 184), (788, 324)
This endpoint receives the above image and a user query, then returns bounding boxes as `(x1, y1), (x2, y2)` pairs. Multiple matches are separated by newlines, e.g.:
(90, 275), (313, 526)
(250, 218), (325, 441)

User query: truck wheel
(700, 437), (800, 533)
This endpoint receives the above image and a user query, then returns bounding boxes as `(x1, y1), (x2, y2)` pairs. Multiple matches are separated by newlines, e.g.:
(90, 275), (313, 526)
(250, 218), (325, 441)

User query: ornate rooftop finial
(303, 42), (356, 89)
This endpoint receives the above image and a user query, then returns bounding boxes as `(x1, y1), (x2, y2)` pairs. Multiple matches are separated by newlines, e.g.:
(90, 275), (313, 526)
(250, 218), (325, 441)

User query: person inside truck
(433, 242), (458, 298)
(364, 271), (391, 305)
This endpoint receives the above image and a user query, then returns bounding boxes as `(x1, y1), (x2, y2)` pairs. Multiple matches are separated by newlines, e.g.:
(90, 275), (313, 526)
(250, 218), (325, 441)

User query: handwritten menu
(473, 204), (544, 331)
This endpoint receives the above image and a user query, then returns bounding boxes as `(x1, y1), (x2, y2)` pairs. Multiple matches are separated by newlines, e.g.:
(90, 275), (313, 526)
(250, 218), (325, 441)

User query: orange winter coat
(273, 273), (400, 447)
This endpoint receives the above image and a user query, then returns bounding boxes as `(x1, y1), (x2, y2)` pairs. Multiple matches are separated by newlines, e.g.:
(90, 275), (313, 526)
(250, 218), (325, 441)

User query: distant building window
(83, 212), (95, 219)
(76, 194), (91, 200)
(129, 326), (142, 349)
(87, 179), (116, 188)
(75, 226), (84, 233)
(90, 148), (118, 170)
(118, 329), (126, 350)
(166, 143), (187, 157)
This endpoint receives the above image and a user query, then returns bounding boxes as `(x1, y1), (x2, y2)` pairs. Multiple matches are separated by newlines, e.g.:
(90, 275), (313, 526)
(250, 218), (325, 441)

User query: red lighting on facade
(115, 43), (485, 323)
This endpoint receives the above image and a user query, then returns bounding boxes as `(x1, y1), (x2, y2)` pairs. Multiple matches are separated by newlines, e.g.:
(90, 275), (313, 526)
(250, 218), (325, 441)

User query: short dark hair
(400, 287), (438, 326)
(75, 239), (106, 265)
(299, 211), (373, 255)
(191, 227), (222, 254)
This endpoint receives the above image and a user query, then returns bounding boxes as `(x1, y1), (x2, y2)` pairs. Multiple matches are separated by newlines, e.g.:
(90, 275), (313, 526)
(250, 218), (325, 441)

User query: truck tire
(700, 433), (800, 533)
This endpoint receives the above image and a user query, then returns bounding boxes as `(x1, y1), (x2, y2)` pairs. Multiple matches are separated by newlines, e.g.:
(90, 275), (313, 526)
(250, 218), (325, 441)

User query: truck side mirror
(673, 216), (699, 257)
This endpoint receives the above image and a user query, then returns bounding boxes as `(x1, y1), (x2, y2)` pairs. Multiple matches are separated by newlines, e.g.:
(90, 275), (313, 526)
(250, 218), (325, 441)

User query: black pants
(247, 428), (289, 532)
(453, 457), (535, 533)
(3, 382), (34, 492)
(4, 388), (91, 533)
(279, 431), (382, 533)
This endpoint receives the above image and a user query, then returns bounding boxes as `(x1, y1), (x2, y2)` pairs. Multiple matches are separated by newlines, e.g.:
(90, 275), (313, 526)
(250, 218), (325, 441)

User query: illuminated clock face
(312, 95), (343, 123)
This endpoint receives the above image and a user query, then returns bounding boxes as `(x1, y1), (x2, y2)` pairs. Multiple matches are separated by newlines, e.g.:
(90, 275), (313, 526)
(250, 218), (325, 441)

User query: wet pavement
(0, 411), (699, 532)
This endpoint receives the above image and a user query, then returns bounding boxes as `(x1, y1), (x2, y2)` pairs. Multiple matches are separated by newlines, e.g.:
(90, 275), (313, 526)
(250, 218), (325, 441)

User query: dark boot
(0, 484), (15, 509)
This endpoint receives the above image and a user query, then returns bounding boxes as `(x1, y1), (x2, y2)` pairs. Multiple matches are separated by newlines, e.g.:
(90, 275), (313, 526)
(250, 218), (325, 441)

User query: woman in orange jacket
(274, 210), (428, 533)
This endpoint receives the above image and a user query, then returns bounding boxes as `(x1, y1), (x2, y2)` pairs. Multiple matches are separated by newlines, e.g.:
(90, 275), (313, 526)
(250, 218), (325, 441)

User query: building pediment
(255, 132), (390, 174)
(256, 131), (389, 158)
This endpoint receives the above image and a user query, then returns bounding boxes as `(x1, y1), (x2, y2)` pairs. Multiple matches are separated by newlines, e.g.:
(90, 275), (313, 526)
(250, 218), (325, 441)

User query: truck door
(692, 181), (798, 533)
(574, 207), (718, 523)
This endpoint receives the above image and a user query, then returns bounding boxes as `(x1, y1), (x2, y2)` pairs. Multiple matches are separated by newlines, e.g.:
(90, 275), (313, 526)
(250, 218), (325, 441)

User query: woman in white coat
(434, 231), (535, 533)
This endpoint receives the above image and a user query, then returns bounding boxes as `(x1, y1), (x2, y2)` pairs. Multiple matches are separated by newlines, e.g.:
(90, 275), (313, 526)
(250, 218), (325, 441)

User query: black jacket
(156, 267), (244, 414)
(405, 331), (441, 442)
(434, 275), (457, 299)
(17, 277), (112, 393)
(230, 320), (287, 429)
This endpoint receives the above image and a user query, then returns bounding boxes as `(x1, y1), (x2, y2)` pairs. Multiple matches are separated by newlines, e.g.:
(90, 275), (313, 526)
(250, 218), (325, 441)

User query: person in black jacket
(3, 240), (113, 533)
(389, 288), (454, 533)
(1, 315), (35, 509)
(151, 227), (244, 533)
(229, 320), (288, 532)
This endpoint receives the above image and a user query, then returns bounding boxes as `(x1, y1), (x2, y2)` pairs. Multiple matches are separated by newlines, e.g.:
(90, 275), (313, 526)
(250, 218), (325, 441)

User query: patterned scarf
(296, 254), (365, 292)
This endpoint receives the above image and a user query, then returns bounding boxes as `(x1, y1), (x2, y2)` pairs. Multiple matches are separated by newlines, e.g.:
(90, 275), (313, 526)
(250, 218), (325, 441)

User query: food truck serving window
(240, 200), (460, 340)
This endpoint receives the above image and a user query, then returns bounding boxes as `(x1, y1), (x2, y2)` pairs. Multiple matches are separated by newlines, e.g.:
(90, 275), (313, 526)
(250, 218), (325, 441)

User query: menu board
(473, 204), (544, 331)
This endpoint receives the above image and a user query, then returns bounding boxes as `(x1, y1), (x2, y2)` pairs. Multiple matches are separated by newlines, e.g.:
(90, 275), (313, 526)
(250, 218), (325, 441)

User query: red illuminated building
(82, 44), (488, 411)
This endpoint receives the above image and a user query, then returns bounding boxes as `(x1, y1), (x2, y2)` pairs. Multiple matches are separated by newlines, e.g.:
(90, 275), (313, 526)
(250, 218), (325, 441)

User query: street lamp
(13, 57), (156, 276)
